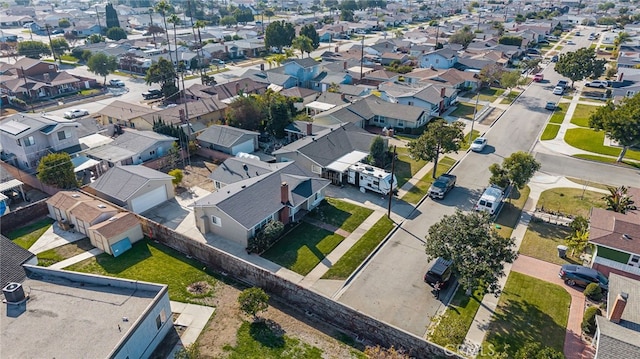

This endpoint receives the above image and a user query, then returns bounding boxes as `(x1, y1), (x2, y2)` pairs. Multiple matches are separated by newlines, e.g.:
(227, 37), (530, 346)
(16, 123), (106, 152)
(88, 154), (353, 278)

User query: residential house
(83, 129), (177, 168)
(589, 189), (640, 281)
(0, 235), (37, 285)
(89, 165), (175, 214)
(379, 82), (454, 116)
(88, 212), (144, 256)
(196, 125), (259, 156)
(362, 69), (402, 86)
(617, 46), (640, 69)
(310, 71), (353, 92)
(0, 113), (80, 171)
(210, 78), (268, 101)
(242, 68), (298, 89)
(279, 87), (319, 111)
(193, 160), (330, 247)
(593, 273), (640, 358)
(209, 156), (290, 189)
(95, 100), (156, 130)
(283, 121), (328, 143)
(140, 98), (228, 134)
(281, 58), (321, 89)
(0, 15), (34, 28)
(419, 48), (459, 69)
(46, 191), (118, 235)
(380, 52), (409, 66)
(71, 23), (102, 37)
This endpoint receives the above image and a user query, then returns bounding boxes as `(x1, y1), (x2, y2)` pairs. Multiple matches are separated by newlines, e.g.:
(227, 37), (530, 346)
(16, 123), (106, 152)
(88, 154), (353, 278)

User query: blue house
(419, 48), (458, 69)
(282, 58), (321, 89)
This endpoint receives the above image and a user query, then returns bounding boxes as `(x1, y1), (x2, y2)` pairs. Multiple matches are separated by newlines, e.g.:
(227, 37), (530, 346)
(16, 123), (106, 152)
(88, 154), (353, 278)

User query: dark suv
(424, 257), (453, 286)
(559, 264), (608, 291)
(142, 89), (163, 100)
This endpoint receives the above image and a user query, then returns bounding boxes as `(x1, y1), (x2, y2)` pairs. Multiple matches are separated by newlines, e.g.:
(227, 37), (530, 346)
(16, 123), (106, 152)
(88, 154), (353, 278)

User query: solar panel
(0, 121), (30, 136)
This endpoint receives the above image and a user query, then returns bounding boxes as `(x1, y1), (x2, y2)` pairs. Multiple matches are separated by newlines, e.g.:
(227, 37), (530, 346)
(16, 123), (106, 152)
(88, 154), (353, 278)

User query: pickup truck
(428, 174), (457, 199)
(142, 89), (163, 100)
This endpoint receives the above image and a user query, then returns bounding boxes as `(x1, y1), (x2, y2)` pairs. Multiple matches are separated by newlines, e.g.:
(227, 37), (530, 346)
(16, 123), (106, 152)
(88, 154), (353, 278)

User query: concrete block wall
(0, 199), (49, 236)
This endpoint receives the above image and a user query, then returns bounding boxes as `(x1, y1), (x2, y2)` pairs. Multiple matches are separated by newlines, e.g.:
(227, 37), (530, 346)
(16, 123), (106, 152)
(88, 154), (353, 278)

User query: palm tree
(614, 32), (631, 48)
(148, 8), (157, 48)
(193, 20), (206, 82)
(292, 35), (313, 58)
(155, 0), (173, 66)
(264, 9), (274, 23)
(603, 186), (637, 214)
(168, 14), (181, 70)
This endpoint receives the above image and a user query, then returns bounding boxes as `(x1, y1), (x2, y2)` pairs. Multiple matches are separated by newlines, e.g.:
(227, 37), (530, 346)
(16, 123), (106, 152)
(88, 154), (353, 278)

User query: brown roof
(97, 100), (155, 122)
(141, 98), (227, 125)
(46, 191), (93, 211)
(89, 212), (140, 238)
(590, 203), (640, 254)
(69, 200), (117, 223)
(280, 87), (319, 99)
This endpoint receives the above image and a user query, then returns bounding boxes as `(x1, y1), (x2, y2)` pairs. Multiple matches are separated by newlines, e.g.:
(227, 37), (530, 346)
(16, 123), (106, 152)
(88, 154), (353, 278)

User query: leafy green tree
(106, 27), (127, 40)
(292, 35), (314, 58)
(105, 3), (120, 29)
(369, 136), (386, 167)
(479, 63), (506, 86)
(168, 169), (184, 187)
(500, 70), (521, 90)
(300, 24), (320, 49)
(554, 48), (606, 87)
(145, 57), (178, 100)
(340, 9), (355, 22)
(425, 210), (517, 295)
(265, 20), (295, 52)
(227, 96), (265, 131)
(582, 306), (601, 334)
(87, 34), (105, 44)
(589, 94), (640, 162)
(408, 119), (465, 178)
(565, 229), (589, 257)
(448, 25), (474, 49)
(237, 287), (269, 320)
(17, 40), (50, 59)
(489, 151), (540, 190)
(515, 342), (565, 359)
(220, 15), (237, 27)
(37, 153), (77, 189)
(58, 19), (71, 28)
(602, 186), (637, 214)
(86, 52), (118, 84)
(498, 35), (522, 46)
(50, 38), (69, 58)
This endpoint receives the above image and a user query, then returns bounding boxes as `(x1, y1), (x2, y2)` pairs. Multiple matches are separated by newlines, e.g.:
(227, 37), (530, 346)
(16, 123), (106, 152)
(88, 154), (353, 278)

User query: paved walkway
(48, 248), (104, 269)
(29, 222), (87, 254)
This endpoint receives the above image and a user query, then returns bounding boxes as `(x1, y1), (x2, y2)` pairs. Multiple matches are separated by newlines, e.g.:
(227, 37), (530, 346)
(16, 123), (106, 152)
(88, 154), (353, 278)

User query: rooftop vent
(71, 194), (80, 198)
(623, 234), (632, 240)
(97, 204), (107, 209)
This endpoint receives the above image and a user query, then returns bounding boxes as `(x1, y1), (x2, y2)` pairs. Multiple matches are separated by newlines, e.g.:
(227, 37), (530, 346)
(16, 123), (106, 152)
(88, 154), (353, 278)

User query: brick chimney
(260, 63), (264, 71)
(609, 292), (629, 323)
(306, 122), (312, 136)
(279, 182), (290, 225)
(343, 61), (347, 70)
(440, 87), (446, 98)
(43, 73), (50, 83)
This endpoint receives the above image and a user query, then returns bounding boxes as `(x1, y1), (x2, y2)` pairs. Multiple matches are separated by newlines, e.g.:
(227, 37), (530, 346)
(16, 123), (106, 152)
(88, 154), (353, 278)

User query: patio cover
(0, 179), (23, 193)
(305, 101), (336, 112)
(325, 150), (369, 173)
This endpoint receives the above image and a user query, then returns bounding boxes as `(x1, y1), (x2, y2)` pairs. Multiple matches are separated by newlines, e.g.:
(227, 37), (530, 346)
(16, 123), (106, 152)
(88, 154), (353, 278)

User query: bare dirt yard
(177, 155), (217, 192)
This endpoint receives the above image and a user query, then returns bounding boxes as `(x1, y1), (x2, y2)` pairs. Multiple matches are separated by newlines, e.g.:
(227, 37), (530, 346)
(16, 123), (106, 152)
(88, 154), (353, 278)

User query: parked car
(557, 80), (569, 89)
(428, 174), (457, 199)
(63, 109), (89, 119)
(551, 55), (559, 62)
(109, 79), (125, 87)
(142, 89), (163, 100)
(470, 137), (488, 152)
(526, 48), (541, 55)
(567, 40), (576, 45)
(545, 102), (556, 110)
(533, 73), (544, 82)
(51, 28), (64, 34)
(559, 264), (608, 291)
(586, 80), (609, 88)
(552, 86), (564, 95)
(424, 257), (453, 286)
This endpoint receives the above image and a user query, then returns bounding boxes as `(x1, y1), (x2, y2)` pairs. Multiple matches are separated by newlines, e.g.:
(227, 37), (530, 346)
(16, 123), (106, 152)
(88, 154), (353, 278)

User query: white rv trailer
(347, 162), (398, 195)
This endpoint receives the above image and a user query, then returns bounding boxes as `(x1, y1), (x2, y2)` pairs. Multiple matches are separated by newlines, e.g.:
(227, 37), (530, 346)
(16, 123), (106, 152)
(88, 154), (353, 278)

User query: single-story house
(209, 156), (290, 189)
(88, 212), (143, 256)
(196, 125), (259, 156)
(83, 129), (177, 167)
(96, 100), (156, 130)
(46, 191), (118, 235)
(89, 165), (175, 214)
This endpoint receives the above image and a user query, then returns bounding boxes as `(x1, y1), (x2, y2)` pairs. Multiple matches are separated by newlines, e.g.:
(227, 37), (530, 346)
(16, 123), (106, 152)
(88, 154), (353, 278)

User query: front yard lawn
(500, 91), (519, 105)
(6, 217), (54, 250)
(392, 146), (428, 188)
(262, 222), (345, 276)
(570, 104), (599, 127)
(307, 198), (373, 232)
(322, 216), (395, 280)
(471, 87), (505, 103)
(565, 128), (640, 161)
(540, 124), (560, 140)
(429, 286), (484, 347)
(480, 272), (570, 358)
(402, 156), (456, 204)
(37, 238), (94, 267)
(495, 186), (530, 239)
(549, 104), (567, 124)
(450, 102), (476, 119)
(519, 221), (582, 265)
(65, 239), (218, 303)
(536, 187), (605, 217)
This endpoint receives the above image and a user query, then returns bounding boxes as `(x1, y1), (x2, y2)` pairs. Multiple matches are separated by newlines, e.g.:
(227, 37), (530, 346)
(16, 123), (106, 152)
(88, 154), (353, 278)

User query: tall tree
(37, 153), (77, 189)
(589, 94), (640, 162)
(300, 24), (320, 50)
(226, 96), (265, 131)
(602, 186), (637, 214)
(554, 48), (606, 87)
(500, 70), (521, 90)
(17, 40), (50, 59)
(155, 0), (174, 66)
(50, 38), (69, 59)
(105, 3), (121, 29)
(425, 209), (517, 295)
(448, 25), (475, 49)
(340, 9), (355, 22)
(488, 151), (540, 190)
(408, 119), (465, 178)
(106, 27), (127, 40)
(292, 35), (314, 58)
(237, 287), (269, 321)
(167, 14), (181, 69)
(369, 136), (386, 167)
(220, 15), (238, 27)
(86, 52), (118, 84)
(145, 57), (178, 99)
(265, 20), (295, 52)
(193, 20), (206, 82)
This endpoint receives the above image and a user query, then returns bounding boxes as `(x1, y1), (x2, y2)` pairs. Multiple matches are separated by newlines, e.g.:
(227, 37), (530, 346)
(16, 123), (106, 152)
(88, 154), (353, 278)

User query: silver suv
(586, 80), (609, 88)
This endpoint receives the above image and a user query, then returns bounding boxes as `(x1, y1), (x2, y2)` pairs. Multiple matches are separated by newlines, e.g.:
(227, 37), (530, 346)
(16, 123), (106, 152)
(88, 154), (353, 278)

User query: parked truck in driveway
(428, 174), (457, 199)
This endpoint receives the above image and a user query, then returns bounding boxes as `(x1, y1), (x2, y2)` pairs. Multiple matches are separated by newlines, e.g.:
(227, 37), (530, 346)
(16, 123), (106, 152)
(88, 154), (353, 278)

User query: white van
(475, 185), (505, 215)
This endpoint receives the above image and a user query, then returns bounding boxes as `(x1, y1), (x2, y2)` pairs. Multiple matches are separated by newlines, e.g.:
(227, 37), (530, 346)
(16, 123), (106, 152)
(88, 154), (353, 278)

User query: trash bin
(557, 245), (568, 258)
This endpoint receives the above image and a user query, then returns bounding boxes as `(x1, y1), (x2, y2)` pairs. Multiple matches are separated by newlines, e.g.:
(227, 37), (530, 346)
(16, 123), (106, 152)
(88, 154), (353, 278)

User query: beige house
(88, 212), (143, 256)
(139, 98), (228, 135)
(46, 191), (93, 223)
(68, 200), (118, 235)
(96, 100), (156, 130)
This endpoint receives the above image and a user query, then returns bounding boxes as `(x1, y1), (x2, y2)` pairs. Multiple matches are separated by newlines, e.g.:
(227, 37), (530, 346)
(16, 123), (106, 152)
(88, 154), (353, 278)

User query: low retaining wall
(0, 199), (49, 235)
(0, 162), (60, 196)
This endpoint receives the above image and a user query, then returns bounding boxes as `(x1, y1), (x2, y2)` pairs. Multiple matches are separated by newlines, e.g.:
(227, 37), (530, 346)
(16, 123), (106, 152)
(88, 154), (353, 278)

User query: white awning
(71, 156), (100, 173)
(0, 179), (24, 192)
(305, 101), (336, 112)
(326, 150), (369, 173)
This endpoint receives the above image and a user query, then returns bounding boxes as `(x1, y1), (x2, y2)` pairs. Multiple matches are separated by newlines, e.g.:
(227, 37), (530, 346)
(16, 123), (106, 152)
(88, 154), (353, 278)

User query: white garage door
(231, 140), (255, 155)
(131, 186), (167, 213)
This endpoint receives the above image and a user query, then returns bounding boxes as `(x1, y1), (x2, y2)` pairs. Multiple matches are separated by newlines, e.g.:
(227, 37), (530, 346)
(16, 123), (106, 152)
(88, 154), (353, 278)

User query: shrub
(247, 220), (284, 253)
(582, 306), (602, 334)
(584, 283), (603, 301)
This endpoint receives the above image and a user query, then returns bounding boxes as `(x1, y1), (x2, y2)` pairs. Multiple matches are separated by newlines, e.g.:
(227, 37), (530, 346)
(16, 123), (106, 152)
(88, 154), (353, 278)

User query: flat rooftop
(1, 267), (162, 358)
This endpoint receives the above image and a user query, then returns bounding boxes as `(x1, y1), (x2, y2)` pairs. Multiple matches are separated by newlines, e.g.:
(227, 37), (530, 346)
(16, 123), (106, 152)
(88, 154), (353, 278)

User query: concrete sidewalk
(29, 222), (86, 254)
(48, 248), (104, 269)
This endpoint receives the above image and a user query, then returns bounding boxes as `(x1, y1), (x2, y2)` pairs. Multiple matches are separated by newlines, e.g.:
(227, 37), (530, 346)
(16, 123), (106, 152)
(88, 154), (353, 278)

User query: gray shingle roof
(197, 125), (259, 149)
(596, 317), (640, 359)
(209, 157), (289, 185)
(89, 165), (172, 202)
(1, 235), (35, 286)
(284, 57), (320, 68)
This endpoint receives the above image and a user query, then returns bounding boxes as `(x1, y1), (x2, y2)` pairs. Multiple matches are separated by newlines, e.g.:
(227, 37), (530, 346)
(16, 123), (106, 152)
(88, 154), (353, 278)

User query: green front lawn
(65, 239), (218, 303)
(471, 87), (505, 103)
(540, 124), (560, 140)
(481, 272), (570, 358)
(37, 238), (94, 267)
(565, 177), (612, 191)
(7, 217), (54, 250)
(500, 91), (520, 105)
(519, 221), (581, 265)
(565, 128), (640, 161)
(393, 146), (428, 188)
(223, 321), (324, 358)
(449, 102), (477, 119)
(460, 130), (481, 151)
(262, 222), (345, 276)
(429, 286), (484, 347)
(322, 216), (395, 280)
(536, 188), (605, 217)
(495, 186), (530, 239)
(572, 154), (640, 169)
(307, 198), (373, 232)
(570, 104), (599, 127)
(549, 104), (566, 124)
(402, 156), (456, 204)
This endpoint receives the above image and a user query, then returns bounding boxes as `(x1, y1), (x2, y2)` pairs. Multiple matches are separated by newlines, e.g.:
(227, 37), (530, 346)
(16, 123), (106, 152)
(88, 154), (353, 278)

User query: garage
(231, 140), (256, 155)
(131, 185), (167, 213)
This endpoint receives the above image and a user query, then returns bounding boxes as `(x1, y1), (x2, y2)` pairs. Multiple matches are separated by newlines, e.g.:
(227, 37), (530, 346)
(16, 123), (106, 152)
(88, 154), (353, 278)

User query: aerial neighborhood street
(1, 0), (640, 358)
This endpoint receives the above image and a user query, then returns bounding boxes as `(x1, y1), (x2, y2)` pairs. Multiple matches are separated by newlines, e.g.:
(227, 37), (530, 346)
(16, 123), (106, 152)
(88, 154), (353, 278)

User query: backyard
(6, 217), (54, 249)
(480, 272), (571, 358)
(37, 238), (94, 267)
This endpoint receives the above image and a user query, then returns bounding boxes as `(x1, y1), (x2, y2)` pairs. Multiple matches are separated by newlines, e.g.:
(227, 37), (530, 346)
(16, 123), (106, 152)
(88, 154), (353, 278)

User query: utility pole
(95, 6), (102, 31)
(180, 72), (192, 167)
(359, 35), (365, 82)
(45, 25), (57, 63)
(468, 88), (480, 144)
(387, 145), (396, 219)
(21, 66), (34, 113)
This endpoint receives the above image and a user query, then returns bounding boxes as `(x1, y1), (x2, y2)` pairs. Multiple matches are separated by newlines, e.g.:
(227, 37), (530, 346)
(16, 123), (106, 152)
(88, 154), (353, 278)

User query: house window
(23, 136), (35, 147)
(155, 308), (166, 330)
(435, 59), (439, 64)
(311, 164), (322, 174)
(108, 117), (113, 124)
(150, 150), (156, 156)
(211, 215), (221, 227)
(57, 130), (71, 140)
(398, 120), (404, 127)
(627, 91), (636, 97)
(408, 101), (414, 106)
(629, 255), (640, 268)
(215, 181), (221, 189)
